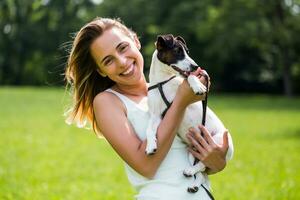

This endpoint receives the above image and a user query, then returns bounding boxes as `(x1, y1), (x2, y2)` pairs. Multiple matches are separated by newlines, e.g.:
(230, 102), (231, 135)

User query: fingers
(187, 147), (203, 160)
(222, 130), (229, 152)
(187, 126), (230, 172)
(198, 70), (210, 91)
(200, 69), (210, 79)
(187, 130), (206, 152)
(199, 76), (208, 86)
(188, 127), (210, 150)
(198, 125), (215, 145)
(190, 67), (202, 76)
(191, 68), (209, 80)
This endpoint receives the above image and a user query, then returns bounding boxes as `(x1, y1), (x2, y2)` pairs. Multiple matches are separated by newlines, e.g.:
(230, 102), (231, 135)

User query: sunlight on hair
(64, 108), (87, 128)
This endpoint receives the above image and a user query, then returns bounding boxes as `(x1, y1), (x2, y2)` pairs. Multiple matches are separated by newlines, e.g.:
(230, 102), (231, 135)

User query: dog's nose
(190, 64), (198, 72)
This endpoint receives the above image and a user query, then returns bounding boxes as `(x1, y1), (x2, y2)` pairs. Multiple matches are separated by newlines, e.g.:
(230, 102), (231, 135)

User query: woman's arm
(93, 80), (207, 179)
(187, 125), (233, 175)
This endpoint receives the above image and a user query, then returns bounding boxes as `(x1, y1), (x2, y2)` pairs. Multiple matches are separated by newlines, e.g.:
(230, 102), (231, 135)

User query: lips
(120, 62), (135, 77)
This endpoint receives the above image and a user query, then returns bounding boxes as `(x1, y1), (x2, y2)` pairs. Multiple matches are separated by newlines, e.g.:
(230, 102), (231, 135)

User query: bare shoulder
(93, 90), (116, 105)
(93, 91), (126, 114)
(93, 91), (128, 136)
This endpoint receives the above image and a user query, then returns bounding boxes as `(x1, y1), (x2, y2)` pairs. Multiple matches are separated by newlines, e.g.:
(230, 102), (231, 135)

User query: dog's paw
(183, 166), (198, 177)
(187, 186), (199, 193)
(187, 172), (206, 193)
(145, 138), (157, 155)
(187, 75), (207, 95)
(183, 162), (206, 177)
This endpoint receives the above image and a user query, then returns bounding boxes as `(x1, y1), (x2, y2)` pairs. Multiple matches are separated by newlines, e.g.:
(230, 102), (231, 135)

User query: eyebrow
(100, 42), (125, 65)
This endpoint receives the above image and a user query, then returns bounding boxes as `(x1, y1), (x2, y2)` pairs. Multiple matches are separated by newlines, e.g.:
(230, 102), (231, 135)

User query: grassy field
(0, 87), (300, 200)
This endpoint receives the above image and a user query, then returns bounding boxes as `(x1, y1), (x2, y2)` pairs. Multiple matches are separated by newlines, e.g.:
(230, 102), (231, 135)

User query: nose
(116, 54), (127, 68)
(190, 63), (198, 71)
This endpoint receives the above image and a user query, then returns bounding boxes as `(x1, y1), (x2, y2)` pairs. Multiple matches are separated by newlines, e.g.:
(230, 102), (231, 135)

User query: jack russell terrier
(146, 34), (233, 194)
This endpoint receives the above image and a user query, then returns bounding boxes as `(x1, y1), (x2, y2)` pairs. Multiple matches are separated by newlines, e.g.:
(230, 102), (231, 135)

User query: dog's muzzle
(170, 64), (201, 78)
(170, 65), (191, 78)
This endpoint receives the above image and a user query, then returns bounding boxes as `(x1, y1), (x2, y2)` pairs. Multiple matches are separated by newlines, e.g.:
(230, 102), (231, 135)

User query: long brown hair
(64, 17), (137, 135)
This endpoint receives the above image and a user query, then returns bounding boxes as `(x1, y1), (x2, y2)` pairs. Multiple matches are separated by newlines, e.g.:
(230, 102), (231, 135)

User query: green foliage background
(0, 0), (300, 96)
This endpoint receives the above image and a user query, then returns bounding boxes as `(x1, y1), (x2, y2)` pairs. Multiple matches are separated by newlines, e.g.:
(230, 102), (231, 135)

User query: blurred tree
(0, 0), (299, 95)
(0, 0), (94, 85)
(259, 0), (300, 97)
(160, 0), (300, 96)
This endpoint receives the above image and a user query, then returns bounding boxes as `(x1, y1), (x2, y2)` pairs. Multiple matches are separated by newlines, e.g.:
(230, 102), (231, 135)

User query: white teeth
(121, 64), (134, 75)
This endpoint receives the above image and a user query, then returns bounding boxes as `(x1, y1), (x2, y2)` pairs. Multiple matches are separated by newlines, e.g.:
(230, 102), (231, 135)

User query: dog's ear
(164, 34), (175, 48)
(176, 35), (189, 54)
(156, 34), (175, 51)
(156, 35), (165, 51)
(175, 36), (186, 45)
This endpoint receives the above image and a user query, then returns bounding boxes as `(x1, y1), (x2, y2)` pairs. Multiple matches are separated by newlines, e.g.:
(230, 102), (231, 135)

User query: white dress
(106, 89), (213, 200)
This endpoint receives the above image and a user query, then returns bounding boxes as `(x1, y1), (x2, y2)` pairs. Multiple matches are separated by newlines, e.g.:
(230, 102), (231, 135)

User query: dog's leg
(187, 172), (206, 193)
(183, 153), (206, 177)
(145, 114), (161, 155)
(188, 151), (195, 165)
(187, 75), (206, 95)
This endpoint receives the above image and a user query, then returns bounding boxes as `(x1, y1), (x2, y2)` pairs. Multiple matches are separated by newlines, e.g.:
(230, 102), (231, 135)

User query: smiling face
(90, 27), (144, 87)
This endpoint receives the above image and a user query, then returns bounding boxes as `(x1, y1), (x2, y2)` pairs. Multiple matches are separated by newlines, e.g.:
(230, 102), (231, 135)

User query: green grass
(1, 87), (300, 200)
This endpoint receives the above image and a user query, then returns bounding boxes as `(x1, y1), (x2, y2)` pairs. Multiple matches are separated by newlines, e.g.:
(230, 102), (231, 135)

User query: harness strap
(158, 82), (172, 109)
(148, 76), (176, 118)
(148, 76), (176, 91)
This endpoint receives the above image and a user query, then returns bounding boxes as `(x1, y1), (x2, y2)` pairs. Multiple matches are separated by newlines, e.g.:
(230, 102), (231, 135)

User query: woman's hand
(186, 125), (229, 174)
(175, 68), (210, 108)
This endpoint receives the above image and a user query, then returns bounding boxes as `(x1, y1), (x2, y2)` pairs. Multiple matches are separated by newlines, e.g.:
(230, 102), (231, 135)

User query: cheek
(135, 50), (144, 66)
(98, 65), (114, 76)
(104, 67), (117, 76)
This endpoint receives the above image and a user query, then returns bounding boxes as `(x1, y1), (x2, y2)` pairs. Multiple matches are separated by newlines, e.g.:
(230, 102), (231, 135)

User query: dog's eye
(174, 47), (182, 55)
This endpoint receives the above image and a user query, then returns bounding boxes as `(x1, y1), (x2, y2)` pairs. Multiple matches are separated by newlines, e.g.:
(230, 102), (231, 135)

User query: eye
(103, 57), (113, 66)
(174, 47), (182, 55)
(119, 43), (129, 52)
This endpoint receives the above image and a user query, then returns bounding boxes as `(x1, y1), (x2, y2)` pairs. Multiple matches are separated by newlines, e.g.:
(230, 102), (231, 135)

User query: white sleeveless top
(106, 89), (212, 200)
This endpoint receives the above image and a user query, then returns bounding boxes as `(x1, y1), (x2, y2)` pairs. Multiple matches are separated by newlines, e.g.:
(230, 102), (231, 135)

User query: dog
(146, 34), (233, 193)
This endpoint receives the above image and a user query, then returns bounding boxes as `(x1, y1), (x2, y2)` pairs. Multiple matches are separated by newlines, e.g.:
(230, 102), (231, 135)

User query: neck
(114, 78), (147, 97)
(149, 51), (175, 85)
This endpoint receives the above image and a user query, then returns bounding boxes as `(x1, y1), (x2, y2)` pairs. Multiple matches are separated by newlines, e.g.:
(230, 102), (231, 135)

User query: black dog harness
(147, 73), (209, 125)
(148, 75), (176, 118)
(148, 72), (214, 199)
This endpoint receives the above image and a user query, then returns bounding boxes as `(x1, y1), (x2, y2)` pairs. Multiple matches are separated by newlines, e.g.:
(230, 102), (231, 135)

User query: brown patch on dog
(156, 34), (187, 65)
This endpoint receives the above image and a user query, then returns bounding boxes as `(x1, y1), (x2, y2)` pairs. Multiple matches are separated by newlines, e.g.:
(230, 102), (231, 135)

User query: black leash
(197, 72), (215, 200)
(201, 184), (215, 200)
(200, 73), (209, 135)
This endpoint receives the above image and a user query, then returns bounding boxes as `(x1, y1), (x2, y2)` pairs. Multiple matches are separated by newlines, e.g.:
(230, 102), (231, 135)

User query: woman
(65, 17), (233, 199)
